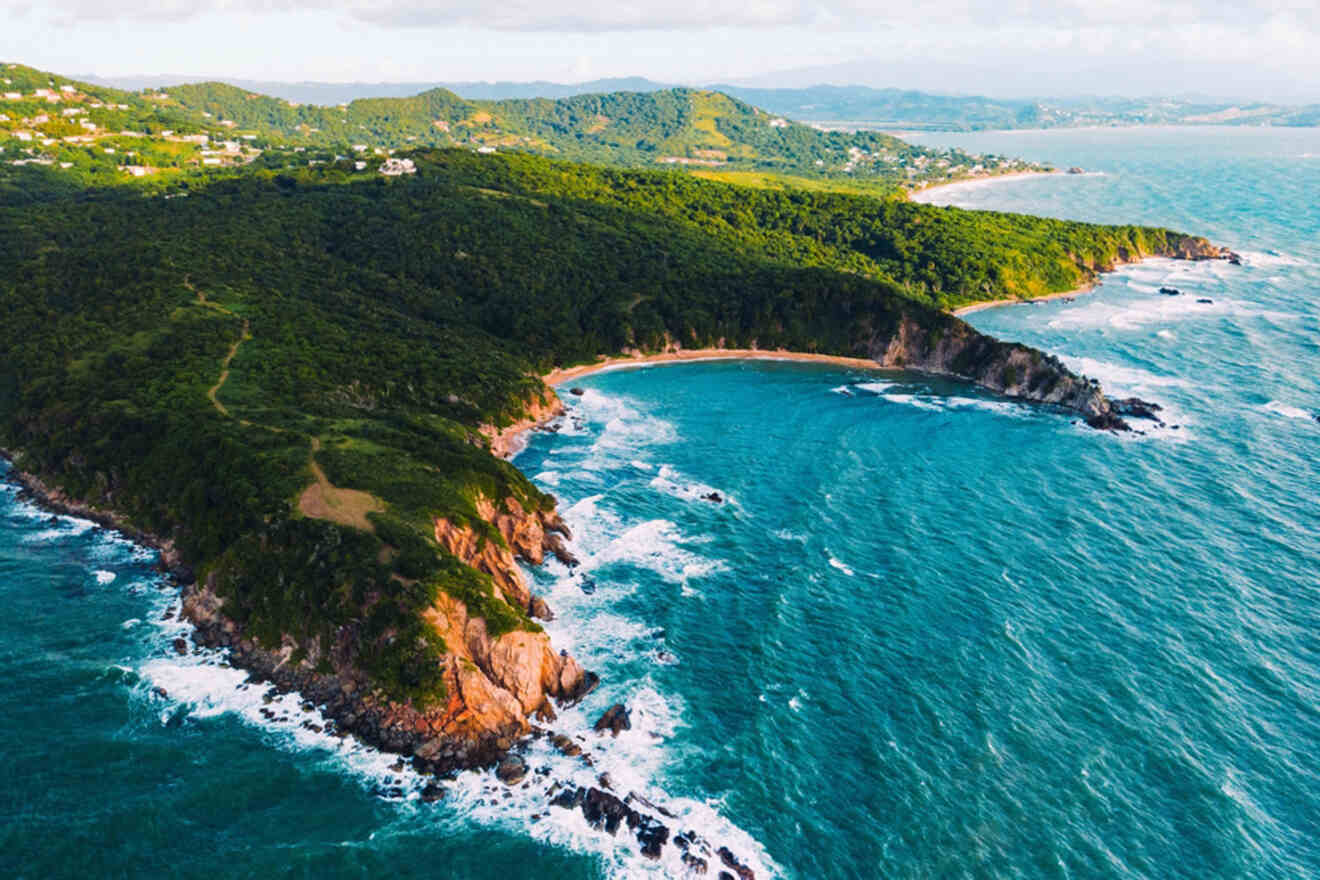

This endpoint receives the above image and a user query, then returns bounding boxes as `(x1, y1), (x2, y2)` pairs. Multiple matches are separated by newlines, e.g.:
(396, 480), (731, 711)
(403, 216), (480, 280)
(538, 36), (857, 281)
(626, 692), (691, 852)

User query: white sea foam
(829, 384), (853, 396)
(828, 556), (855, 576)
(648, 464), (735, 508)
(1261, 401), (1314, 421)
(1047, 296), (1212, 332)
(1157, 329), (1176, 340)
(1237, 250), (1309, 268)
(93, 569), (117, 585)
(562, 389), (678, 472)
(19, 514), (98, 544)
(943, 397), (1031, 418)
(852, 381), (896, 395)
(1058, 355), (1191, 392)
(139, 646), (431, 797)
(878, 393), (1029, 419)
(882, 393), (944, 411)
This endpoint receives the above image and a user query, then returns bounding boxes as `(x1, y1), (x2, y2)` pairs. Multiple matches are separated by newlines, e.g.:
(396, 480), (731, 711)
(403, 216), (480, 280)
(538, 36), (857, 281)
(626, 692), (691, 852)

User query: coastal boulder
(593, 703), (631, 736)
(1111, 397), (1164, 421)
(718, 846), (757, 880)
(496, 754), (528, 785)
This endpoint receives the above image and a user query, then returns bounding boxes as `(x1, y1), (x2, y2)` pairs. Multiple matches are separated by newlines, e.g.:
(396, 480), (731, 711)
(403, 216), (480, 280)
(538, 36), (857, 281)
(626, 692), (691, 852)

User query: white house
(60, 84), (76, 93)
(379, 157), (417, 176)
(2, 92), (20, 101)
(13, 130), (32, 141)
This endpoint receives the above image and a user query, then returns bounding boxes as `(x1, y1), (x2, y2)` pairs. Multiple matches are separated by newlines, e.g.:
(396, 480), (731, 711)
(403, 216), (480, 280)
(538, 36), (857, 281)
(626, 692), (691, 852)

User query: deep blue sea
(3, 127), (1318, 879)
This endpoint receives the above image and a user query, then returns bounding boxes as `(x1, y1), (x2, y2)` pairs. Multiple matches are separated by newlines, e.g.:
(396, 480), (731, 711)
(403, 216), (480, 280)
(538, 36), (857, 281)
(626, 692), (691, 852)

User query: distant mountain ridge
(79, 72), (1320, 130)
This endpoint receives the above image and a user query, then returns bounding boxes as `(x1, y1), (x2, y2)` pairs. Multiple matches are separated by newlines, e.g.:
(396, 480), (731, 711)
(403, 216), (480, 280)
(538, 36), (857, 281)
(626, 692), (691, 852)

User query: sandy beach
(951, 280), (1099, 316)
(908, 170), (1061, 202)
(489, 350), (887, 458)
(543, 349), (886, 385)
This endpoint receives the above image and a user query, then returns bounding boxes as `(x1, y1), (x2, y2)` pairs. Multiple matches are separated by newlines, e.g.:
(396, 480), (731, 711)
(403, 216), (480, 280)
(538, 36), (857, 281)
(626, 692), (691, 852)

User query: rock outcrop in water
(1069, 234), (1238, 271)
(870, 315), (1134, 429)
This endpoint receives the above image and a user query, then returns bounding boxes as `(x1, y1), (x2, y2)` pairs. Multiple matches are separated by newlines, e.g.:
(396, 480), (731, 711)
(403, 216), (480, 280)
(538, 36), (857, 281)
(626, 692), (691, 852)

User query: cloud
(8, 0), (1315, 33)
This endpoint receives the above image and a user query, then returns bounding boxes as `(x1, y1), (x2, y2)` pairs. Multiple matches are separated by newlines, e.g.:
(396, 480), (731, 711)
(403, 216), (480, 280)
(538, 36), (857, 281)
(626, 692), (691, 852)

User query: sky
(2, 1), (1319, 101)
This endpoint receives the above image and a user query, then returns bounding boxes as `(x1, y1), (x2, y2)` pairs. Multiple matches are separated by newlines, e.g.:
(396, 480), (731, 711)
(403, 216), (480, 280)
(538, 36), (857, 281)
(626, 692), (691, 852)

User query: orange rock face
(433, 494), (575, 614)
(423, 497), (590, 744)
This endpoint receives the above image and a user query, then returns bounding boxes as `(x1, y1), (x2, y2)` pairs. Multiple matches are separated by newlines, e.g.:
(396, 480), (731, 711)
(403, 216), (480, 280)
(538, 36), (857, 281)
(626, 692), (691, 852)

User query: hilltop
(80, 66), (1320, 131)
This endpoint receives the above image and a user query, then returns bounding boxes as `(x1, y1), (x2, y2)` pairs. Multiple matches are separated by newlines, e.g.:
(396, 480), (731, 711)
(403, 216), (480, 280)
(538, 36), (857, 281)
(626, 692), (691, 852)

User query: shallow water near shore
(4, 126), (1320, 878)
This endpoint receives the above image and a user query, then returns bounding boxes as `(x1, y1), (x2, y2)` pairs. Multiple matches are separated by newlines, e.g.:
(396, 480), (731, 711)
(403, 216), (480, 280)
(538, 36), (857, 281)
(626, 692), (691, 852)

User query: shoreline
(491, 350), (890, 461)
(0, 450), (766, 873)
(908, 169), (1062, 201)
(951, 279), (1101, 316)
(543, 348), (887, 386)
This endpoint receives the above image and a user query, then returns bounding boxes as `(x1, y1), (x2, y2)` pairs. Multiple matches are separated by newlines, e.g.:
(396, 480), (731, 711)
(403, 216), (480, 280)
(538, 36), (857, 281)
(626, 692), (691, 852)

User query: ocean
(3, 126), (1318, 879)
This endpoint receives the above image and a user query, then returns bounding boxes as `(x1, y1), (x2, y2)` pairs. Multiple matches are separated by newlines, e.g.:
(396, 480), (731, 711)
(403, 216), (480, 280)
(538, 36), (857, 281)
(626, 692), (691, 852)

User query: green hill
(0, 61), (1046, 194)
(162, 81), (1042, 187)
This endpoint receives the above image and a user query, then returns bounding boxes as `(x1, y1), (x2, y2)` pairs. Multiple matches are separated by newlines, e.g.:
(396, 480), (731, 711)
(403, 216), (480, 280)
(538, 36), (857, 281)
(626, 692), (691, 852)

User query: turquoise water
(4, 127), (1319, 878)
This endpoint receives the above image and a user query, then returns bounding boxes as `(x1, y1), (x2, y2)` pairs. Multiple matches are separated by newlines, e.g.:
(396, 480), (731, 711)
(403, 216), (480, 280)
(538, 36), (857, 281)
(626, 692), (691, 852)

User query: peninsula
(0, 117), (1234, 865)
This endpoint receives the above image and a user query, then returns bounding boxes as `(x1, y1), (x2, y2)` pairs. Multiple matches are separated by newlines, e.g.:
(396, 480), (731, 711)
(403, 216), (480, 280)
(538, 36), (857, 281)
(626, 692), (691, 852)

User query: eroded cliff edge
(184, 485), (596, 775)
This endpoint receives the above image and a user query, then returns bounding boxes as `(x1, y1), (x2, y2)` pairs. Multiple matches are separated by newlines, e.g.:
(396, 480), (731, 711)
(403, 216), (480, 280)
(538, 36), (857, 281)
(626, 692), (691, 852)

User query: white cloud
(9, 0), (1316, 34)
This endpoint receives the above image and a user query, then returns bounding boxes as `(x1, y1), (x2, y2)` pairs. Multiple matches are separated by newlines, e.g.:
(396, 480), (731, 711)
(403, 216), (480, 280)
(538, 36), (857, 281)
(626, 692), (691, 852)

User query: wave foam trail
(561, 389), (678, 471)
(1238, 250), (1310, 268)
(649, 464), (735, 508)
(1059, 355), (1190, 393)
(828, 555), (855, 576)
(852, 381), (896, 395)
(1261, 401), (1315, 421)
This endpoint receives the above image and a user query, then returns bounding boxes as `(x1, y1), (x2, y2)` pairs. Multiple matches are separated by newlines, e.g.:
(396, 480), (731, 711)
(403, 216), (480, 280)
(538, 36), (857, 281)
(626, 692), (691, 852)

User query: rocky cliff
(1072, 233), (1238, 274)
(183, 488), (597, 774)
(433, 493), (577, 617)
(871, 314), (1133, 428)
(483, 389), (565, 460)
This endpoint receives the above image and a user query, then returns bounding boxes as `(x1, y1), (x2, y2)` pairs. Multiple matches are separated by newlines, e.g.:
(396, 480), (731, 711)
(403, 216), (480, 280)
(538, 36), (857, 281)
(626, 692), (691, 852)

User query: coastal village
(1, 62), (1046, 191)
(0, 67), (259, 178)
